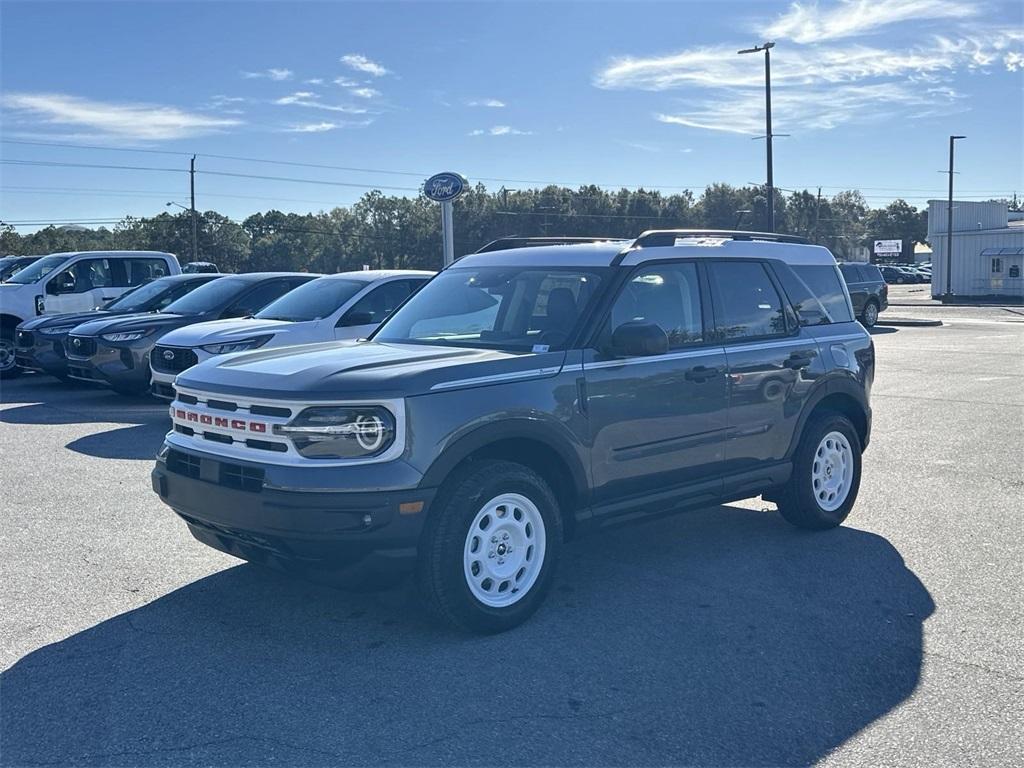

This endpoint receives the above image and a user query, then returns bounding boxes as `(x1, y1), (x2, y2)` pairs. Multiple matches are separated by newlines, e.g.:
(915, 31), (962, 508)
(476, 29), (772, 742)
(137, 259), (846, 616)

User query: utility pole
(812, 186), (822, 242)
(738, 41), (776, 232)
(189, 155), (198, 263)
(945, 135), (966, 300)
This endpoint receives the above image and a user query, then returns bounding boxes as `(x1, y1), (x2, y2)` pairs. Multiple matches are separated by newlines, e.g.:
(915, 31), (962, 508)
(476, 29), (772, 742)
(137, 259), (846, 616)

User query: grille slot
(174, 424), (195, 436)
(246, 438), (288, 453)
(203, 432), (233, 445)
(251, 404), (292, 418)
(207, 399), (239, 412)
(178, 393), (199, 405)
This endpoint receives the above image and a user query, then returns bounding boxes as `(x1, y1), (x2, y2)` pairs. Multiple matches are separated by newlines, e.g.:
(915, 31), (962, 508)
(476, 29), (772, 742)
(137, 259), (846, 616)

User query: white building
(928, 200), (1024, 300)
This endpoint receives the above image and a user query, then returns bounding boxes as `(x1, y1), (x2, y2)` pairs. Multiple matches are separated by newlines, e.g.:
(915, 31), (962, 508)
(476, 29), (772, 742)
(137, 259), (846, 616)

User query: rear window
(791, 265), (854, 323)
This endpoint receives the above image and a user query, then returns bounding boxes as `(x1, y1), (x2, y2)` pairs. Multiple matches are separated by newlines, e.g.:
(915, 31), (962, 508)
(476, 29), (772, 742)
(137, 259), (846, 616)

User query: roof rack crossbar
(473, 236), (622, 254)
(628, 229), (810, 249)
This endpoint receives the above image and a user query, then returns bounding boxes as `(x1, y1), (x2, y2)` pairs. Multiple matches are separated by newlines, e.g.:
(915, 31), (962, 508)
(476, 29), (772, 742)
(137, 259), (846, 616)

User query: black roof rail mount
(473, 236), (625, 254)
(630, 229), (810, 248)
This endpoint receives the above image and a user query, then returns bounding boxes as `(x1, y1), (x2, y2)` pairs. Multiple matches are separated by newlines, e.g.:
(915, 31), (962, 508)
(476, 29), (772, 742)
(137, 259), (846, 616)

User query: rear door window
(340, 280), (417, 327)
(224, 280), (300, 318)
(122, 258), (171, 287)
(707, 261), (789, 340)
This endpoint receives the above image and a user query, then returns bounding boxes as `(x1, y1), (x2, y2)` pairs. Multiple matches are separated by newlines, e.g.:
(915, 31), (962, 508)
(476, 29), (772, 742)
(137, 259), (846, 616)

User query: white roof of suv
(456, 230), (837, 268)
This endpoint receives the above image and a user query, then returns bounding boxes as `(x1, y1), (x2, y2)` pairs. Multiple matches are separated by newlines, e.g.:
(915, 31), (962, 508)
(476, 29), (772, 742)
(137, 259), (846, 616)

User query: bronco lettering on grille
(174, 409), (268, 433)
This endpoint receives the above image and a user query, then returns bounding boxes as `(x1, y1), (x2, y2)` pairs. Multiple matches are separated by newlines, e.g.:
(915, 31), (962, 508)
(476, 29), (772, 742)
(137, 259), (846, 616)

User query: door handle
(685, 365), (720, 382)
(784, 352), (815, 370)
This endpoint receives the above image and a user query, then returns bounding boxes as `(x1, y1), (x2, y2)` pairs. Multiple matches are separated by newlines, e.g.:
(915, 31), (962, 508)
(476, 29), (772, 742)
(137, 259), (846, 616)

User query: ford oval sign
(423, 172), (467, 203)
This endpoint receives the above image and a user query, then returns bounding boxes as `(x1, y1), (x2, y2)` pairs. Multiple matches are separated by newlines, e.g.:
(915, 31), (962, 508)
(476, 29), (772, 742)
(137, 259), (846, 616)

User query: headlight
(200, 335), (273, 355)
(274, 406), (396, 459)
(101, 329), (151, 342)
(39, 325), (76, 336)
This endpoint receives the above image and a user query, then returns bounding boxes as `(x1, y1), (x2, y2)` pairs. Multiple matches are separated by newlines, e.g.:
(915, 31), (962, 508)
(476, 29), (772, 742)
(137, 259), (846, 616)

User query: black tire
(417, 459), (563, 633)
(860, 300), (879, 328)
(0, 326), (23, 379)
(775, 412), (862, 530)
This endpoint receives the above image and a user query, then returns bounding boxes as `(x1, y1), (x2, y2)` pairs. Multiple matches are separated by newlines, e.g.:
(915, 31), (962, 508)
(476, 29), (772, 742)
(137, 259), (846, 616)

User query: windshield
(104, 280), (171, 312)
(163, 276), (246, 315)
(374, 266), (607, 351)
(256, 277), (365, 322)
(6, 255), (69, 284)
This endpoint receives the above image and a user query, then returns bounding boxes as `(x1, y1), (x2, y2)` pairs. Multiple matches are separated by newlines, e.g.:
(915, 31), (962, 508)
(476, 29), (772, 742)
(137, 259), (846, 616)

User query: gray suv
(152, 231), (874, 633)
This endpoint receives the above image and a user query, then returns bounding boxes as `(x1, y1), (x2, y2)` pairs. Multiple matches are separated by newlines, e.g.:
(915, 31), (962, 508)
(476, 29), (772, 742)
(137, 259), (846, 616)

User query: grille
(15, 330), (33, 347)
(67, 335), (97, 357)
(152, 345), (198, 373)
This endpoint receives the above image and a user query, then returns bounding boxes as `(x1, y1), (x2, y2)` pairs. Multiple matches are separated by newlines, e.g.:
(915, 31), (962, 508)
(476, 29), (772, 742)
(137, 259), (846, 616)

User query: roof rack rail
(473, 236), (623, 254)
(628, 229), (810, 249)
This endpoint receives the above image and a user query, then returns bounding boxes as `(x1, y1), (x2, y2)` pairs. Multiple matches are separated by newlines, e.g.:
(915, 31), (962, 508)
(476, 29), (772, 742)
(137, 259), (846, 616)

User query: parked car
(0, 250), (180, 378)
(65, 272), (317, 395)
(838, 263), (888, 327)
(0, 255), (42, 283)
(183, 261), (220, 274)
(150, 270), (433, 400)
(14, 273), (221, 380)
(152, 230), (874, 633)
(879, 266), (914, 284)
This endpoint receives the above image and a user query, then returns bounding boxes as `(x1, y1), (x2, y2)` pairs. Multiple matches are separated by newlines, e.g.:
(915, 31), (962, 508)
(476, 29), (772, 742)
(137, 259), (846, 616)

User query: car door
(335, 279), (418, 339)
(583, 261), (729, 511)
(43, 258), (118, 313)
(839, 264), (866, 315)
(706, 260), (820, 477)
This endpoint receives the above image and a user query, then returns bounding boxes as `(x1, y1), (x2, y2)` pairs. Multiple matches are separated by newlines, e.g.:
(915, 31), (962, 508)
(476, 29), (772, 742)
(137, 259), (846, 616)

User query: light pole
(166, 199), (197, 263)
(738, 41), (776, 232)
(945, 135), (966, 300)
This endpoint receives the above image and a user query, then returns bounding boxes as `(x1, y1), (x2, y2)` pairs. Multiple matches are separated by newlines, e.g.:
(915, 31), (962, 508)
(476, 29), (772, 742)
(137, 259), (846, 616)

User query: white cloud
(350, 87), (381, 99)
(763, 0), (976, 44)
(242, 68), (293, 81)
(283, 121), (338, 133)
(340, 54), (389, 77)
(333, 76), (359, 87)
(2, 92), (242, 141)
(469, 125), (534, 136)
(466, 98), (507, 108)
(594, 1), (1022, 135)
(273, 91), (368, 114)
(304, 78), (324, 85)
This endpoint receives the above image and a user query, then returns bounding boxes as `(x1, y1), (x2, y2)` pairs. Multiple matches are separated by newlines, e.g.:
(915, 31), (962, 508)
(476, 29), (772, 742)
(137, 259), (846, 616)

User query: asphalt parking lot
(2, 309), (1022, 767)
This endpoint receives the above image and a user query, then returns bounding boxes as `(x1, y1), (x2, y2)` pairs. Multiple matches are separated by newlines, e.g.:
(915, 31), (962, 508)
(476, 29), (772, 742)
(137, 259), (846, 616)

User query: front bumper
(152, 445), (435, 584)
(150, 368), (176, 400)
(67, 340), (154, 390)
(14, 335), (69, 377)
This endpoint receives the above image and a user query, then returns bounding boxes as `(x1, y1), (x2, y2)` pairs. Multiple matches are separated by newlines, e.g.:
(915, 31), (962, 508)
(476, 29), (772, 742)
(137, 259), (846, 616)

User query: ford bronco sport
(152, 231), (874, 633)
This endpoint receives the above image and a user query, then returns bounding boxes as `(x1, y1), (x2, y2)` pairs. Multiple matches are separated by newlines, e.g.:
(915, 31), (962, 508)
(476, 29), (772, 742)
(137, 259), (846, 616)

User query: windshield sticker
(532, 344), (550, 353)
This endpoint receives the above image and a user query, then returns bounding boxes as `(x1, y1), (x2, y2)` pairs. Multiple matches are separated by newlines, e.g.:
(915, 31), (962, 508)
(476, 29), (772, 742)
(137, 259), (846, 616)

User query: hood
(175, 340), (568, 401)
(70, 312), (209, 338)
(157, 317), (299, 348)
(20, 310), (112, 331)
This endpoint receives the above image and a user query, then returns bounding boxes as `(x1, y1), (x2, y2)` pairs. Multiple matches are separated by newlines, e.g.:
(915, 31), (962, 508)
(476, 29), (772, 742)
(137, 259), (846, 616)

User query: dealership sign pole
(423, 172), (468, 267)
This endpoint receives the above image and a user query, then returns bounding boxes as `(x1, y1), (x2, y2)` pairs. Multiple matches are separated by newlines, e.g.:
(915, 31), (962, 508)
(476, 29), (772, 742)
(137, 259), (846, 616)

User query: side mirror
(338, 311), (375, 328)
(610, 320), (669, 357)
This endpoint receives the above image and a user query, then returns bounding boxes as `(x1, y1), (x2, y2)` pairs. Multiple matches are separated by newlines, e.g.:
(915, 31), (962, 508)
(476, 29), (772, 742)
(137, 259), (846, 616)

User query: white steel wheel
(811, 431), (854, 512)
(463, 493), (546, 608)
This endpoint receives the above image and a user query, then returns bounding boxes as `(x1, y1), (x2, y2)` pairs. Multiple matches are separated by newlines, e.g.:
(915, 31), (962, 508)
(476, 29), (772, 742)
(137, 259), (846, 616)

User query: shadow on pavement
(1, 506), (933, 767)
(868, 325), (899, 335)
(64, 421), (171, 460)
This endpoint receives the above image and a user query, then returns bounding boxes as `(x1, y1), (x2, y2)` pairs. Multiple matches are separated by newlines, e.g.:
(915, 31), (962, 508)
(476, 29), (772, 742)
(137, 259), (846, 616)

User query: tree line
(1, 183), (931, 273)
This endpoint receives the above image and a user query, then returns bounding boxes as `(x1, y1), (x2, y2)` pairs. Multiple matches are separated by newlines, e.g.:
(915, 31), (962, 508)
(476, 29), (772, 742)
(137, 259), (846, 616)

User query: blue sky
(2, 0), (1022, 231)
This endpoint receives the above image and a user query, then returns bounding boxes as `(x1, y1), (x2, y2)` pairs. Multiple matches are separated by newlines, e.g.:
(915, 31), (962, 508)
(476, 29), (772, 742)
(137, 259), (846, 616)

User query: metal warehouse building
(928, 200), (1024, 301)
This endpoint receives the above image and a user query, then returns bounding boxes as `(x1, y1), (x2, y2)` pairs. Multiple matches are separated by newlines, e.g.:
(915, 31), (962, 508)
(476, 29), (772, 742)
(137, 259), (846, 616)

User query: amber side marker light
(399, 501), (424, 515)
